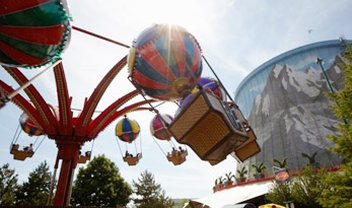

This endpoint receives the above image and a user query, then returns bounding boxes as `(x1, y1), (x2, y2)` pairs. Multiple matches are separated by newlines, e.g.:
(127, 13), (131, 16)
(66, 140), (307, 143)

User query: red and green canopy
(0, 0), (71, 68)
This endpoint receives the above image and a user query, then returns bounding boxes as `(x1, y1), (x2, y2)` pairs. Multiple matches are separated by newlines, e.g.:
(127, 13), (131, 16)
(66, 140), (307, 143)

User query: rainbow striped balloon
(129, 24), (202, 100)
(0, 0), (71, 68)
(19, 112), (44, 136)
(115, 116), (140, 143)
(150, 114), (173, 141)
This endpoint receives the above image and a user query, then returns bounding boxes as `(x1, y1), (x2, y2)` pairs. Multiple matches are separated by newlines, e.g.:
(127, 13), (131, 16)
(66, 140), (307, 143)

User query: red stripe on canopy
(190, 44), (202, 75)
(0, 25), (66, 44)
(171, 31), (186, 77)
(0, 42), (44, 65)
(132, 70), (170, 91)
(138, 43), (176, 82)
(0, 0), (50, 16)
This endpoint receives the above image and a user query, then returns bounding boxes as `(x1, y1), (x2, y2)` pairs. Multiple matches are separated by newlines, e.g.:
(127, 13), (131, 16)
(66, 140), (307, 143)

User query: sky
(1, 0), (352, 200)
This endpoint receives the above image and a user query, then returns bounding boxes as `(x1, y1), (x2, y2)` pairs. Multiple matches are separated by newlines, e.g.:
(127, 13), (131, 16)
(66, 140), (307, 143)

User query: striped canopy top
(19, 112), (44, 136)
(115, 116), (140, 143)
(0, 0), (71, 68)
(129, 24), (202, 100)
(150, 114), (173, 141)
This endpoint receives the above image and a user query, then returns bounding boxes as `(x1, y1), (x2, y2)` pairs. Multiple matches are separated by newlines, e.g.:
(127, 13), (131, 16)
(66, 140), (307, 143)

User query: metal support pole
(0, 60), (62, 109)
(316, 57), (348, 125)
(72, 26), (130, 48)
(316, 58), (335, 93)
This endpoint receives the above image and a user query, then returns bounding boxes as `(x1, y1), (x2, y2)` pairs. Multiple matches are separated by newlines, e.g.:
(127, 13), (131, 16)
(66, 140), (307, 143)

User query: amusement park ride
(0, 0), (260, 206)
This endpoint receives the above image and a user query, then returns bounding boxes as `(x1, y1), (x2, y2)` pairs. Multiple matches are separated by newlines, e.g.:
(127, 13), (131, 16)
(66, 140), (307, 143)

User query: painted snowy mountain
(245, 55), (345, 171)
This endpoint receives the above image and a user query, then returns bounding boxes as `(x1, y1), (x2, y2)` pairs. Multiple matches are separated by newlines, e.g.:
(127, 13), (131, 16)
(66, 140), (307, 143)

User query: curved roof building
(234, 39), (350, 173)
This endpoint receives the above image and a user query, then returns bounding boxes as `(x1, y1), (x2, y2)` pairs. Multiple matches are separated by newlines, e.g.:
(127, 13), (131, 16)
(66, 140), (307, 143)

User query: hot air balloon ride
(0, 0), (71, 68)
(10, 112), (46, 160)
(77, 141), (94, 164)
(194, 77), (225, 100)
(128, 24), (202, 101)
(175, 77), (226, 117)
(169, 79), (260, 165)
(115, 115), (142, 166)
(150, 114), (187, 166)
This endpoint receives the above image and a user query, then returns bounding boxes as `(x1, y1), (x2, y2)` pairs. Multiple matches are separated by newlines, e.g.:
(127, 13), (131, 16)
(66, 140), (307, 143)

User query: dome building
(234, 39), (350, 174)
(186, 39), (350, 207)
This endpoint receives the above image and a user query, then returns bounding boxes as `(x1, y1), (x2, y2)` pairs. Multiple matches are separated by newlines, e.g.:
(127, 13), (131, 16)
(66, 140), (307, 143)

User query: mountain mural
(245, 55), (345, 172)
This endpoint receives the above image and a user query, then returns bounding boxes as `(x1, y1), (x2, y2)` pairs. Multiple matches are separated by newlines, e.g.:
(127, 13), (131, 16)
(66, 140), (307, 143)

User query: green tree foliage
(15, 161), (52, 205)
(291, 166), (324, 208)
(132, 170), (174, 208)
(267, 46), (352, 208)
(266, 166), (325, 208)
(71, 155), (132, 207)
(266, 182), (293, 206)
(317, 45), (352, 208)
(0, 163), (18, 205)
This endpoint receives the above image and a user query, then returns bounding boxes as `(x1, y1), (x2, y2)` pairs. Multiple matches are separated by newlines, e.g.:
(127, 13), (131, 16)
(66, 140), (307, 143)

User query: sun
(130, 0), (218, 40)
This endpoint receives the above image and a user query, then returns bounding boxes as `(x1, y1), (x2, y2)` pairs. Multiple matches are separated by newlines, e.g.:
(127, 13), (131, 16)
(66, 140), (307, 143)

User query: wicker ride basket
(169, 89), (260, 165)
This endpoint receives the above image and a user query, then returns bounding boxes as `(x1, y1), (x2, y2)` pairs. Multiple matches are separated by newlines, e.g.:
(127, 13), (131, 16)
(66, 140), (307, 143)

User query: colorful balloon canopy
(129, 24), (203, 100)
(0, 0), (71, 68)
(175, 92), (196, 117)
(19, 112), (44, 136)
(115, 116), (140, 143)
(150, 114), (174, 141)
(196, 77), (225, 100)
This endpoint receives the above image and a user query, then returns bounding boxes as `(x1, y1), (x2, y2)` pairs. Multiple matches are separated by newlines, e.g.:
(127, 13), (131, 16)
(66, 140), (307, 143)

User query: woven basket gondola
(169, 89), (251, 165)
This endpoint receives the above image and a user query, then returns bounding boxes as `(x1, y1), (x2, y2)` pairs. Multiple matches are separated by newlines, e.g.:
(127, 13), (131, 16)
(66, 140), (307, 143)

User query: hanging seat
(78, 151), (91, 164)
(123, 153), (142, 166)
(169, 89), (260, 165)
(228, 104), (261, 161)
(233, 123), (260, 161)
(10, 144), (34, 161)
(167, 150), (188, 166)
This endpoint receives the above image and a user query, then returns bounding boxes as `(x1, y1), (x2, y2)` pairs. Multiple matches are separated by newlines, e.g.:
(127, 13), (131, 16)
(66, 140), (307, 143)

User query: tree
(15, 161), (52, 205)
(266, 182), (293, 206)
(291, 166), (324, 208)
(266, 165), (325, 208)
(0, 163), (18, 205)
(317, 45), (352, 208)
(132, 170), (174, 208)
(71, 155), (132, 207)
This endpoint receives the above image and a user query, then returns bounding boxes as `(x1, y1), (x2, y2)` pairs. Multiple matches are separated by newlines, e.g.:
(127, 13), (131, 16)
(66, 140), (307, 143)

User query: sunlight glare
(132, 0), (216, 39)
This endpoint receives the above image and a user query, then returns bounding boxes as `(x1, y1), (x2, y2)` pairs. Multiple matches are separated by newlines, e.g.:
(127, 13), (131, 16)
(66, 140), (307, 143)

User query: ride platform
(123, 153), (142, 166)
(10, 144), (34, 161)
(167, 150), (188, 166)
(78, 151), (91, 164)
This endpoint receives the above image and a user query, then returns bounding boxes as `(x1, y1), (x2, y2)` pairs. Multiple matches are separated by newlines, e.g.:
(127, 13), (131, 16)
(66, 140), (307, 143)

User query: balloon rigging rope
(202, 55), (234, 103)
(134, 139), (138, 154)
(115, 137), (124, 158)
(169, 139), (177, 148)
(152, 137), (167, 157)
(33, 135), (40, 146)
(10, 124), (21, 150)
(139, 133), (142, 154)
(34, 135), (46, 152)
(90, 139), (95, 153)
